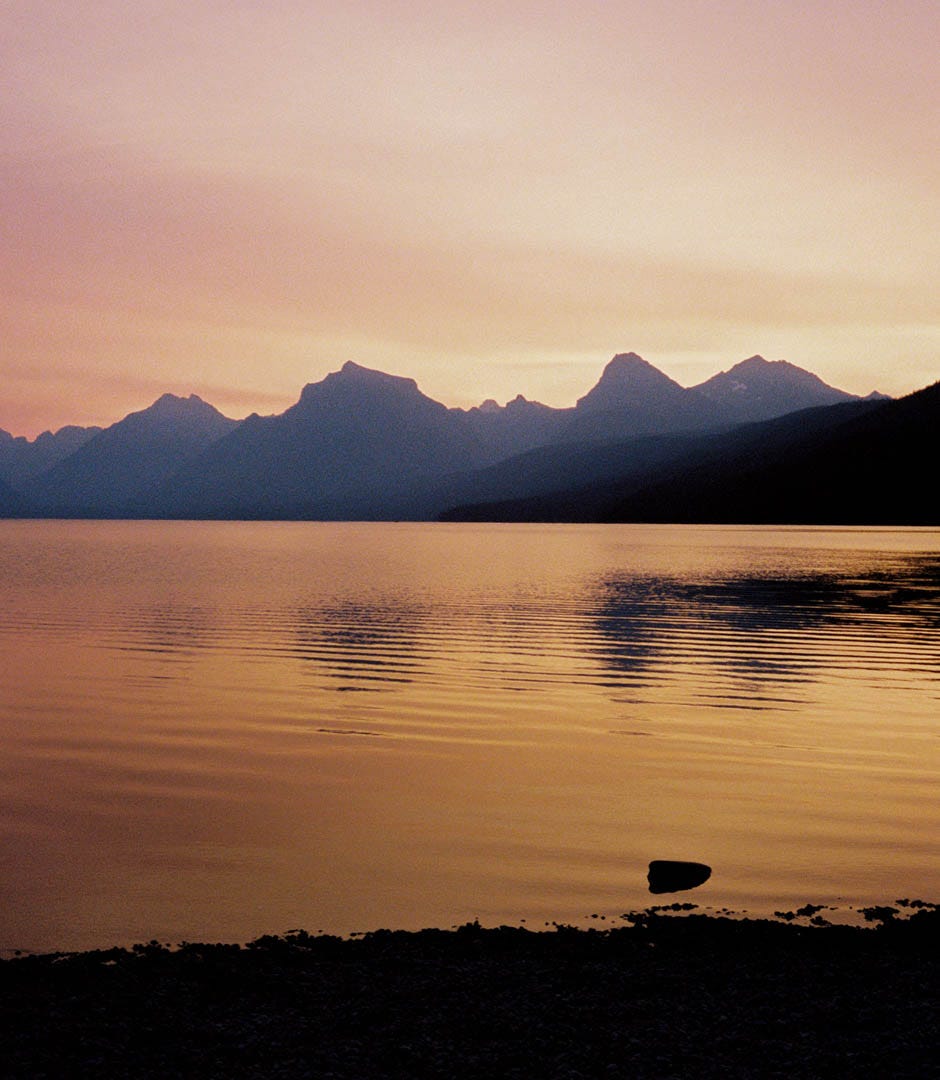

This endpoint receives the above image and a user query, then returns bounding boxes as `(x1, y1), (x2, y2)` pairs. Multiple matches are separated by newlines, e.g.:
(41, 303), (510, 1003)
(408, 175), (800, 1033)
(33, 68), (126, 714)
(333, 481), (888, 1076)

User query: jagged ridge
(0, 354), (904, 521)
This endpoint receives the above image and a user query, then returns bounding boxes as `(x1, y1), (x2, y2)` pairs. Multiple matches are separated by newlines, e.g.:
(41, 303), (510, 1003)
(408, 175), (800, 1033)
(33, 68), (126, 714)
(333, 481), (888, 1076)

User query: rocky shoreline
(2, 905), (937, 1079)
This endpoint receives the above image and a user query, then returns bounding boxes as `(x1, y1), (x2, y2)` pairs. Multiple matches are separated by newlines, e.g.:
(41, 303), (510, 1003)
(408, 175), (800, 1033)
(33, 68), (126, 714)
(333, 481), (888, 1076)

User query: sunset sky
(3, 1), (937, 437)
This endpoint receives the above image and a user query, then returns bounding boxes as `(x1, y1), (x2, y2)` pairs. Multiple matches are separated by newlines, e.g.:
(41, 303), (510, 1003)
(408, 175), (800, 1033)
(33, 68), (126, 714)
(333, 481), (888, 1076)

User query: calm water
(1, 521), (938, 952)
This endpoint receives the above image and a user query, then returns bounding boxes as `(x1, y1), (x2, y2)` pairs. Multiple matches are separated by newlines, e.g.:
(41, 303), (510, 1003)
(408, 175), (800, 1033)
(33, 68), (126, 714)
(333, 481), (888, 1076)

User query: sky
(2, 1), (938, 437)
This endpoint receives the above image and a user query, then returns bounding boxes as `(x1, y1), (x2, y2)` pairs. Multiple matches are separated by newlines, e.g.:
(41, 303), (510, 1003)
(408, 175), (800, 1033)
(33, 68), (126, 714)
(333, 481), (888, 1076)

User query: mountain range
(2, 353), (930, 524)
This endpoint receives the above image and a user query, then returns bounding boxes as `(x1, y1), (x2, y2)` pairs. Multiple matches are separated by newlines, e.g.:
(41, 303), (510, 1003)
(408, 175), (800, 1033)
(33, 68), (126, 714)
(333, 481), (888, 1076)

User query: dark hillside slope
(432, 433), (699, 516)
(601, 382), (939, 524)
(442, 398), (885, 522)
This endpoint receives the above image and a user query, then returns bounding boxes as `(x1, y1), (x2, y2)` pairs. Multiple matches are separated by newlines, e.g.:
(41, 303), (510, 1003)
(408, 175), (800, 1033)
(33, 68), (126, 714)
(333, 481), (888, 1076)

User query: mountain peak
(604, 352), (653, 373)
(90, 393), (237, 449)
(721, 356), (842, 390)
(732, 355), (808, 377)
(303, 362), (421, 398)
(600, 354), (656, 380)
(148, 392), (215, 416)
(339, 361), (372, 377)
(293, 363), (434, 421)
(337, 361), (417, 388)
(577, 353), (685, 412)
(691, 356), (856, 420)
(600, 353), (680, 383)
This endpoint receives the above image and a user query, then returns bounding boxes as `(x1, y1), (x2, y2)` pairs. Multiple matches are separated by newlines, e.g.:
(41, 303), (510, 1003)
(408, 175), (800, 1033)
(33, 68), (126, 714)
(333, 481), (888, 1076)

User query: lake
(1, 521), (937, 953)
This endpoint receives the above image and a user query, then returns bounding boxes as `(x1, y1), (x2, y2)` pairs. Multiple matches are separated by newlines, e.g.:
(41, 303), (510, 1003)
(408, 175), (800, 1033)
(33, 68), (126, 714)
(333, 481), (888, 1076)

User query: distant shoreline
(3, 907), (937, 1078)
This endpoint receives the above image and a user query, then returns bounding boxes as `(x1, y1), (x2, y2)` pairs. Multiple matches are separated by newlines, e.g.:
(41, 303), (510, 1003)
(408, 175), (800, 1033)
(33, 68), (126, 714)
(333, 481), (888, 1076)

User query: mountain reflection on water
(262, 554), (940, 704)
(0, 522), (937, 953)
(594, 556), (940, 695)
(106, 556), (940, 700)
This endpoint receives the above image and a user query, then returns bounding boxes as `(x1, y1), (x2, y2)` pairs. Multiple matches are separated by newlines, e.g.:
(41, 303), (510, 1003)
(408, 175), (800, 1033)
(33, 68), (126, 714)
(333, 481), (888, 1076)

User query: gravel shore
(2, 907), (937, 1079)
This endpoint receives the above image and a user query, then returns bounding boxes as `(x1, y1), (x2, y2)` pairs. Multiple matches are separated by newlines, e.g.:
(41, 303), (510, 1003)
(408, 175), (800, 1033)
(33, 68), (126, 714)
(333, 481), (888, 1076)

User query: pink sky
(2, 1), (937, 437)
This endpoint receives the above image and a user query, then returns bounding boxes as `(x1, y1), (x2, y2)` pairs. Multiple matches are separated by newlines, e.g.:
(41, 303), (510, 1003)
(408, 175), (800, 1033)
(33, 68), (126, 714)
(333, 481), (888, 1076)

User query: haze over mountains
(1, 353), (930, 524)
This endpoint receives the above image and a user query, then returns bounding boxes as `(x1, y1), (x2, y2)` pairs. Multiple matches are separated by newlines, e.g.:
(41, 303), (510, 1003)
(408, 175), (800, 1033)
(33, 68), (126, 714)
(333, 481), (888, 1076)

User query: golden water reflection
(0, 522), (937, 951)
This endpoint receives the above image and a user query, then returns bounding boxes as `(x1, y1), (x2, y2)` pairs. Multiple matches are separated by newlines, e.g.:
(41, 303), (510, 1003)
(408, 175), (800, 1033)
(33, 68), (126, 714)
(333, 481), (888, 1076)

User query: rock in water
(647, 860), (712, 894)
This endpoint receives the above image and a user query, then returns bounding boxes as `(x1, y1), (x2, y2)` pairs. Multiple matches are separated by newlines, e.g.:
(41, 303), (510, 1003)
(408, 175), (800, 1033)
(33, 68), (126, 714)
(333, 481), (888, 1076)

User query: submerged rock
(647, 860), (712, 894)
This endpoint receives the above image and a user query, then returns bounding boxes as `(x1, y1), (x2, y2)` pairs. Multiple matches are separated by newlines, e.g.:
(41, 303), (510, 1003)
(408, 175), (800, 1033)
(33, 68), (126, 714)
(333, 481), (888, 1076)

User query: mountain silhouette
(29, 394), (237, 515)
(443, 382), (937, 525)
(459, 394), (566, 460)
(3, 354), (902, 521)
(440, 400), (880, 521)
(430, 433), (699, 515)
(155, 362), (489, 519)
(602, 379), (939, 525)
(0, 424), (101, 487)
(576, 353), (690, 413)
(564, 353), (715, 440)
(690, 355), (858, 423)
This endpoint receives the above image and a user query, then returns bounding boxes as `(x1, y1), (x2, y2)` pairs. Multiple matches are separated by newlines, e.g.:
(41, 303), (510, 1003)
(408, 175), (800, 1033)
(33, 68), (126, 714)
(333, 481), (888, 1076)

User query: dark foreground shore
(2, 907), (937, 1079)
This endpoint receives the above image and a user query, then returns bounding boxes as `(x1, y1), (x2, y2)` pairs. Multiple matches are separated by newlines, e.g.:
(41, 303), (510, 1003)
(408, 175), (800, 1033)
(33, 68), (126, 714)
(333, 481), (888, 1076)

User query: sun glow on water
(0, 521), (937, 952)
